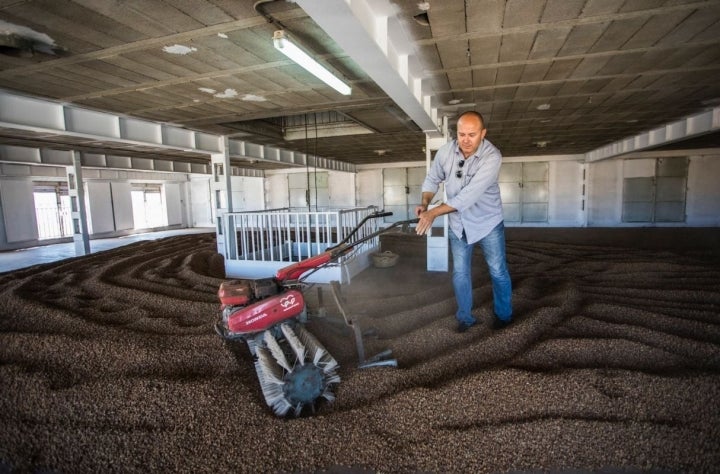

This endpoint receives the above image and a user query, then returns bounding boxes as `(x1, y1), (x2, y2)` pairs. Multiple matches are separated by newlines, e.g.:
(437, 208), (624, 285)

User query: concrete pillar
(66, 151), (90, 255)
(211, 136), (236, 259)
(425, 115), (450, 272)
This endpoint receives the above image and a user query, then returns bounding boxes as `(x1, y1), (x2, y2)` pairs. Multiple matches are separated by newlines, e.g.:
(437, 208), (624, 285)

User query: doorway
(498, 162), (549, 223)
(622, 157), (688, 223)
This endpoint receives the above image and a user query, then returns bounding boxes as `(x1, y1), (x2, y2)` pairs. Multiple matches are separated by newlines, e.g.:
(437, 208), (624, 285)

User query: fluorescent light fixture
(273, 30), (351, 96)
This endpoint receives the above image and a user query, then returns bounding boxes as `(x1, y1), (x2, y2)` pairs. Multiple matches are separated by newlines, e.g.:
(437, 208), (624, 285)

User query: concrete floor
(0, 228), (215, 274)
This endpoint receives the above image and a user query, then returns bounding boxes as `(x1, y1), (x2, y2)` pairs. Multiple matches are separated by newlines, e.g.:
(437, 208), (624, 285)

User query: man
(415, 111), (512, 333)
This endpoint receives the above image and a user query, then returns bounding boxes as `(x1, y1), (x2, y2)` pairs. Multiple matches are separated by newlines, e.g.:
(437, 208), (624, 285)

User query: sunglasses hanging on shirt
(456, 159), (465, 178)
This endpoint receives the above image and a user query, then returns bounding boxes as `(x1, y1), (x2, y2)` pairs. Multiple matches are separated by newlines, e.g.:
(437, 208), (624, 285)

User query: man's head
(456, 111), (487, 158)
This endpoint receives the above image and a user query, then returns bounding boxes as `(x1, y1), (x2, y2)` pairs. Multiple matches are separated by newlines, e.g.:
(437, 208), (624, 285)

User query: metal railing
(224, 206), (380, 264)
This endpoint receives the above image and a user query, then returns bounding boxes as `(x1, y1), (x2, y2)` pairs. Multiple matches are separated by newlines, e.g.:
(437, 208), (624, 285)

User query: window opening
(33, 183), (72, 240)
(131, 184), (166, 229)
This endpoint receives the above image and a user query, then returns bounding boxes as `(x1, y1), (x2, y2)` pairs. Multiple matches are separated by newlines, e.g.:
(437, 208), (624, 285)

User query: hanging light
(273, 30), (351, 96)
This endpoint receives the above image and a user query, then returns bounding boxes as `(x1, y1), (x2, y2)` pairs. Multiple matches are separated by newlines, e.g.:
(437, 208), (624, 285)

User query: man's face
(456, 116), (487, 157)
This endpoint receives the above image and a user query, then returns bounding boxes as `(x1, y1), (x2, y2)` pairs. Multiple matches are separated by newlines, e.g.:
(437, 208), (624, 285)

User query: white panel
(111, 182), (134, 231)
(588, 160), (622, 225)
(0, 178), (38, 242)
(41, 149), (73, 166)
(195, 133), (222, 152)
(83, 153), (107, 167)
(623, 158), (655, 178)
(311, 172), (328, 187)
(384, 185), (407, 206)
(310, 188), (329, 208)
(106, 156), (132, 169)
(356, 169), (383, 208)
(288, 172), (308, 189)
(499, 182), (520, 204)
(266, 174), (289, 209)
(503, 203), (521, 222)
(383, 168), (406, 186)
(328, 171), (355, 208)
(0, 164), (31, 176)
(162, 127), (194, 149)
(0, 92), (65, 130)
(99, 170), (119, 180)
(154, 160), (173, 172)
(549, 161), (583, 225)
(130, 157), (154, 170)
(686, 155), (720, 226)
(164, 183), (182, 226)
(120, 118), (162, 144)
(289, 187), (308, 208)
(230, 176), (245, 211)
(499, 162), (522, 182)
(190, 178), (212, 227)
(407, 167), (425, 186)
(0, 145), (41, 164)
(83, 169), (101, 179)
(523, 162), (548, 181)
(242, 177), (265, 211)
(64, 108), (120, 138)
(86, 182), (115, 233)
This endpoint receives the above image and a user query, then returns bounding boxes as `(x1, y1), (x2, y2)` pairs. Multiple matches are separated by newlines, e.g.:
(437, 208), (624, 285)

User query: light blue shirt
(421, 138), (504, 244)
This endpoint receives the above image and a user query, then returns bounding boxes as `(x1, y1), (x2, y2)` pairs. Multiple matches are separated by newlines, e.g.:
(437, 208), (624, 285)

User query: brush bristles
(264, 330), (291, 372)
(281, 323), (306, 365)
(248, 325), (340, 417)
(295, 325), (340, 377)
(255, 346), (291, 416)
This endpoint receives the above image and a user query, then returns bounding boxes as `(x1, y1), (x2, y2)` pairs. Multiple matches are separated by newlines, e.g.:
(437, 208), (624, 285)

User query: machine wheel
(248, 322), (340, 416)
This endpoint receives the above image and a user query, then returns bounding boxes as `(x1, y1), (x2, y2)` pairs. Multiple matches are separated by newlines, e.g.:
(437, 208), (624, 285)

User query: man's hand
(414, 202), (456, 235)
(415, 208), (435, 235)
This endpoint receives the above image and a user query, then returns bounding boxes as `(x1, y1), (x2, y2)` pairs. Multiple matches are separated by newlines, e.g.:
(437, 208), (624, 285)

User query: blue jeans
(449, 222), (512, 324)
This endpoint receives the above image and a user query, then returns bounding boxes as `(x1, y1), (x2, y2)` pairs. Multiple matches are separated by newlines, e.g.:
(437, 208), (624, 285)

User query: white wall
(548, 160), (585, 226)
(0, 164), (200, 251)
(264, 169), (356, 209)
(230, 176), (265, 211)
(585, 155), (720, 226)
(112, 182), (134, 230)
(588, 159), (623, 225)
(328, 171), (355, 208)
(164, 183), (183, 226)
(85, 182), (114, 234)
(265, 174), (289, 209)
(356, 169), (383, 208)
(687, 154), (720, 226)
(0, 150), (718, 252)
(190, 177), (212, 227)
(0, 178), (37, 243)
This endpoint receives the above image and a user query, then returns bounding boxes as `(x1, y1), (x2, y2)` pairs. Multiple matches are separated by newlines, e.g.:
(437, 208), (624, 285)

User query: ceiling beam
(585, 106), (720, 162)
(296, 0), (440, 137)
(0, 90), (353, 174)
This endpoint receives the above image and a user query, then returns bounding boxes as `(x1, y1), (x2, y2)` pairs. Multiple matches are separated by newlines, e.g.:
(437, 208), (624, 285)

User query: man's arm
(415, 193), (456, 235)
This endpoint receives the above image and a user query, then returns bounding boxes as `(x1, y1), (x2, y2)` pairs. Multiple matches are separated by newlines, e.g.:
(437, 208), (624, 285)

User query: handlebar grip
(373, 211), (394, 218)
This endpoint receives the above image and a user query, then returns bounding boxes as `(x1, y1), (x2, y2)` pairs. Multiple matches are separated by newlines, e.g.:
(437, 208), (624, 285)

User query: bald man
(415, 111), (513, 333)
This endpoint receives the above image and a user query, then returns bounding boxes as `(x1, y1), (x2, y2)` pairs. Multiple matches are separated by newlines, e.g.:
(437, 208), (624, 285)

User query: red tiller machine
(214, 211), (417, 416)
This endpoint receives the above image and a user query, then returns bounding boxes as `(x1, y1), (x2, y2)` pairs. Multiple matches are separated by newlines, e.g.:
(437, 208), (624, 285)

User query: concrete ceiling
(0, 0), (719, 170)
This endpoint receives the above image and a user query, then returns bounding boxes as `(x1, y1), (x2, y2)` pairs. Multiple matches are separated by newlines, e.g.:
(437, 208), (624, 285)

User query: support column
(425, 116), (450, 272)
(66, 151), (90, 255)
(211, 136), (236, 259)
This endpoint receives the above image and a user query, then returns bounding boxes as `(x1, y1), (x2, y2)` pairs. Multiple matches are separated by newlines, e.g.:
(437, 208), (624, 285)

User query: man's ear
(480, 128), (488, 140)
